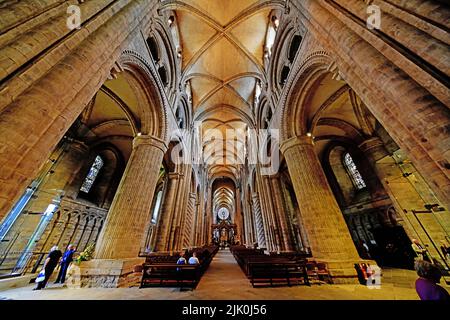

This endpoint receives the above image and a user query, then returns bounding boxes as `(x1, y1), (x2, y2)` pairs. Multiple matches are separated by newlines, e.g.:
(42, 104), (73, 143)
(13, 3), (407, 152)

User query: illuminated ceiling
(162, 0), (282, 182)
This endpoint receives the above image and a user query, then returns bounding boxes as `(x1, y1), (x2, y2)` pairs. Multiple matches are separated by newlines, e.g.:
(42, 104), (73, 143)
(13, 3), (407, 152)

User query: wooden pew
(139, 245), (219, 289)
(140, 264), (200, 288)
(230, 246), (311, 288)
(248, 261), (310, 287)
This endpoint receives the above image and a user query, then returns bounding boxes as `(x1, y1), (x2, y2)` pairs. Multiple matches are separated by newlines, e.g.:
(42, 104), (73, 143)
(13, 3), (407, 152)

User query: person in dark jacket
(33, 246), (62, 290)
(414, 260), (450, 301)
(54, 244), (76, 284)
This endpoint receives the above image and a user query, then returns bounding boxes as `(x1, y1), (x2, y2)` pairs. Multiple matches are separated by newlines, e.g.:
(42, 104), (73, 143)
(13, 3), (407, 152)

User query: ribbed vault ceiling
(163, 0), (281, 181)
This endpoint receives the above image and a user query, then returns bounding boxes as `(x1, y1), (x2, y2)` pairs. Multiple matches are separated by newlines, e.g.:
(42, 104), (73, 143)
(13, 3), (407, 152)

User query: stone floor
(0, 250), (448, 300)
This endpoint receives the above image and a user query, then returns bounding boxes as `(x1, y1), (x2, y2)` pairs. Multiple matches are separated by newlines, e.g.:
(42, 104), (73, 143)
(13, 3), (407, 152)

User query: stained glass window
(80, 155), (104, 193)
(344, 153), (366, 190)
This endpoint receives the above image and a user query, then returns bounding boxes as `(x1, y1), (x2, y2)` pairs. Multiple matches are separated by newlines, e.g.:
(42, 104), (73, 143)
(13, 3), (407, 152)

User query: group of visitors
(33, 244), (76, 290)
(31, 239), (449, 300)
(176, 251), (200, 265)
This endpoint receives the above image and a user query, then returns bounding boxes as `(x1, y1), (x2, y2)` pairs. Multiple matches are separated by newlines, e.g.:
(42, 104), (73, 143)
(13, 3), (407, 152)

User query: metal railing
(0, 250), (48, 278)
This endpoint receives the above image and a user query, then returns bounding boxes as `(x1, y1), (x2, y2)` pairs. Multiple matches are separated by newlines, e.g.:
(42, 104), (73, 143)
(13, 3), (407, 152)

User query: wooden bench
(139, 245), (219, 289)
(230, 246), (311, 288)
(140, 264), (200, 289)
(248, 261), (310, 288)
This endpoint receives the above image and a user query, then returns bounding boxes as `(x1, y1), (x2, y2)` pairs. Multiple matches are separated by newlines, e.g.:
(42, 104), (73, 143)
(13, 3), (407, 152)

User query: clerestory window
(343, 153), (366, 190)
(80, 155), (104, 193)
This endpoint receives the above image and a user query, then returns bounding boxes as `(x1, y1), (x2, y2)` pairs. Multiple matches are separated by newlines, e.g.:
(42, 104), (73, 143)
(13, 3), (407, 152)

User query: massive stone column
(252, 192), (266, 249)
(242, 195), (252, 245)
(169, 165), (190, 252)
(205, 184), (213, 245)
(233, 187), (244, 245)
(359, 137), (450, 266)
(281, 136), (367, 283)
(94, 135), (167, 258)
(154, 172), (182, 252)
(270, 176), (294, 251)
(192, 197), (201, 246)
(74, 135), (166, 288)
(298, 0), (450, 208)
(196, 187), (206, 246)
(255, 171), (276, 252)
(280, 179), (310, 252)
(0, 0), (156, 222)
(261, 176), (283, 251)
(182, 192), (197, 248)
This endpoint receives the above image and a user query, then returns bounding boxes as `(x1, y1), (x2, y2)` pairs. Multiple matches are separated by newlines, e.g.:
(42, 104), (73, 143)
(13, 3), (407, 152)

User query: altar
(211, 220), (238, 246)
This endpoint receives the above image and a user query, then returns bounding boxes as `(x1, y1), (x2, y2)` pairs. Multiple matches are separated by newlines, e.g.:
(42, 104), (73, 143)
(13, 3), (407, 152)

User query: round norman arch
(118, 51), (169, 142)
(280, 51), (333, 141)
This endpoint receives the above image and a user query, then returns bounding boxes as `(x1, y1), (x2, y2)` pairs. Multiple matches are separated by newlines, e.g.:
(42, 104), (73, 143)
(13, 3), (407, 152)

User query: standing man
(33, 246), (62, 290)
(54, 244), (76, 284)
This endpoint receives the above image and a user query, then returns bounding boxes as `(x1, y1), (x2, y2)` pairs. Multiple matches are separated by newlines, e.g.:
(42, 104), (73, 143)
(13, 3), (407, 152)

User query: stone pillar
(234, 187), (244, 245)
(256, 171), (276, 252)
(154, 172), (181, 252)
(244, 192), (255, 245)
(248, 199), (257, 244)
(359, 137), (450, 266)
(270, 176), (294, 251)
(206, 184), (213, 245)
(168, 165), (190, 252)
(0, 0), (155, 223)
(261, 176), (282, 252)
(242, 196), (252, 245)
(73, 135), (166, 288)
(94, 135), (166, 259)
(281, 136), (367, 283)
(298, 0), (450, 208)
(183, 192), (197, 248)
(252, 193), (266, 248)
(192, 198), (201, 246)
(196, 189), (205, 246)
(280, 180), (310, 252)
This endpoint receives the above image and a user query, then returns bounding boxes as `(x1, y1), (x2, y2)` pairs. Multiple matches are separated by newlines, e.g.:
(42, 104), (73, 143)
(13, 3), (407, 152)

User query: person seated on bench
(188, 252), (200, 265)
(177, 252), (187, 265)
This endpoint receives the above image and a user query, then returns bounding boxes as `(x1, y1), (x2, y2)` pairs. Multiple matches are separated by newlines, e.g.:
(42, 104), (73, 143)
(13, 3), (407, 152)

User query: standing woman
(33, 246), (62, 290)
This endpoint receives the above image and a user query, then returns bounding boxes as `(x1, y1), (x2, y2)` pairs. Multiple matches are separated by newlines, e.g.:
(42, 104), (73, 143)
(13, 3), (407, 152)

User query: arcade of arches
(0, 0), (449, 299)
